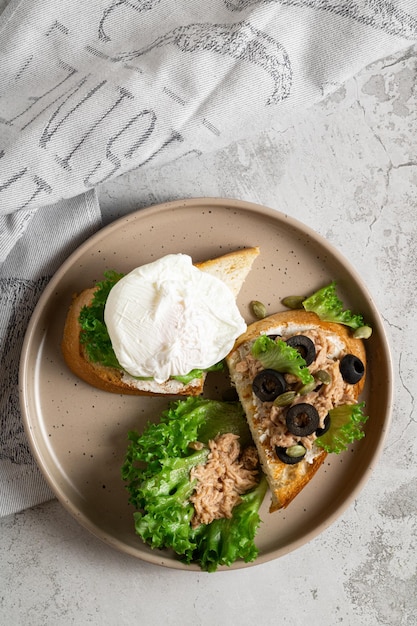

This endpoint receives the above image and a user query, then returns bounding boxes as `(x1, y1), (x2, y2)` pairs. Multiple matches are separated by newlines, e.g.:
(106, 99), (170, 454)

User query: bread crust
(61, 248), (259, 395)
(226, 310), (366, 512)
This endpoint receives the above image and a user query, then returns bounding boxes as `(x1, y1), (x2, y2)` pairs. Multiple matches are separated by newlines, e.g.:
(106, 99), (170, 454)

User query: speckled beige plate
(20, 197), (392, 571)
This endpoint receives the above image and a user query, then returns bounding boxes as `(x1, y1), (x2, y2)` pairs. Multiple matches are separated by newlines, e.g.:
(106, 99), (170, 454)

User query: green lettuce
(172, 361), (225, 384)
(121, 397), (266, 571)
(131, 449), (208, 559)
(315, 402), (368, 453)
(302, 282), (365, 330)
(251, 335), (314, 385)
(79, 270), (123, 368)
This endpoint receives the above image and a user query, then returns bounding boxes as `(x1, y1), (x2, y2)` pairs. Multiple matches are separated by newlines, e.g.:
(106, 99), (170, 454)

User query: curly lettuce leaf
(132, 450), (209, 560)
(315, 402), (368, 453)
(122, 397), (209, 486)
(302, 282), (364, 330)
(122, 397), (265, 571)
(251, 335), (313, 385)
(79, 270), (124, 368)
(172, 361), (224, 384)
(191, 475), (268, 572)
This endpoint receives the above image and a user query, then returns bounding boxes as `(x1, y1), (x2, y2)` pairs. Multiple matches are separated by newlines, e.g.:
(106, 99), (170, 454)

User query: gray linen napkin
(1, 0), (417, 516)
(0, 190), (101, 516)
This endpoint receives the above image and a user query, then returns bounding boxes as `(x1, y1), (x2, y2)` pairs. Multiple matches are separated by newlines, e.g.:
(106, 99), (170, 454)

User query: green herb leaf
(315, 402), (368, 454)
(172, 362), (224, 384)
(251, 335), (314, 385)
(79, 270), (124, 368)
(302, 282), (365, 330)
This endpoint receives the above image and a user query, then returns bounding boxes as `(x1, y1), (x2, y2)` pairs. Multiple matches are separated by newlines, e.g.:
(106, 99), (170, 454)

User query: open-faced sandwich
(227, 283), (370, 512)
(61, 247), (259, 396)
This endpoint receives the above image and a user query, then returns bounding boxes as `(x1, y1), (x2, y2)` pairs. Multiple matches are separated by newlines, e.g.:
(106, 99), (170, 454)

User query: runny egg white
(104, 253), (247, 383)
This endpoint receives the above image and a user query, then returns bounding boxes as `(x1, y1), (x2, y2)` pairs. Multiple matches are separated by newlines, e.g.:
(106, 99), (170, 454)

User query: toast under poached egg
(61, 247), (259, 396)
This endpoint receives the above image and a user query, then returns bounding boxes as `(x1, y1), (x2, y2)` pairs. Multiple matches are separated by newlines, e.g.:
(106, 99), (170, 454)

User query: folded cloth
(1, 0), (417, 246)
(0, 190), (101, 516)
(1, 0), (417, 516)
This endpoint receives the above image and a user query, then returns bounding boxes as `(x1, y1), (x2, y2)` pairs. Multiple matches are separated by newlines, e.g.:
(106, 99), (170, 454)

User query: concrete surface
(1, 32), (417, 626)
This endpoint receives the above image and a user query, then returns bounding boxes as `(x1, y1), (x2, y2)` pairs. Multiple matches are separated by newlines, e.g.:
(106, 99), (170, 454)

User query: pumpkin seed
(286, 444), (306, 458)
(281, 295), (305, 310)
(353, 325), (372, 339)
(315, 370), (332, 385)
(251, 300), (267, 319)
(273, 391), (298, 407)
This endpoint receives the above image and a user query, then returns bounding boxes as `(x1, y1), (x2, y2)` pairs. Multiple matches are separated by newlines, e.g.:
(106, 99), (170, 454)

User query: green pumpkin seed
(286, 444), (306, 458)
(315, 370), (332, 385)
(281, 295), (305, 310)
(297, 379), (317, 395)
(251, 300), (267, 319)
(353, 325), (372, 339)
(273, 391), (298, 407)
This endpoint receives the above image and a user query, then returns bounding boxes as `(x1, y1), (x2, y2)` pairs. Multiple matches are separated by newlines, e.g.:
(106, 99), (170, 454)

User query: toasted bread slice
(226, 309), (366, 512)
(194, 247), (260, 299)
(61, 247), (259, 396)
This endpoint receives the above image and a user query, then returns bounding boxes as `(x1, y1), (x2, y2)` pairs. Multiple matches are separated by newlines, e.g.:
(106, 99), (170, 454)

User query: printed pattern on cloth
(227, 0), (417, 40)
(0, 0), (416, 220)
(0, 276), (50, 464)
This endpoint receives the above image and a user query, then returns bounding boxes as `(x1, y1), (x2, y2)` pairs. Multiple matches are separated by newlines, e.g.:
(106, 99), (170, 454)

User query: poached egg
(104, 254), (247, 383)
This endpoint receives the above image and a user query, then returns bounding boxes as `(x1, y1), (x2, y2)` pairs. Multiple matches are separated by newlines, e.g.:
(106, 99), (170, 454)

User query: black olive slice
(315, 414), (331, 437)
(339, 354), (365, 384)
(286, 335), (316, 366)
(252, 369), (286, 402)
(285, 403), (319, 437)
(275, 445), (306, 465)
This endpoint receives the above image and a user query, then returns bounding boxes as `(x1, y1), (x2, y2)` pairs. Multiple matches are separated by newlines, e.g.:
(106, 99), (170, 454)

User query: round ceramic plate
(20, 198), (392, 571)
